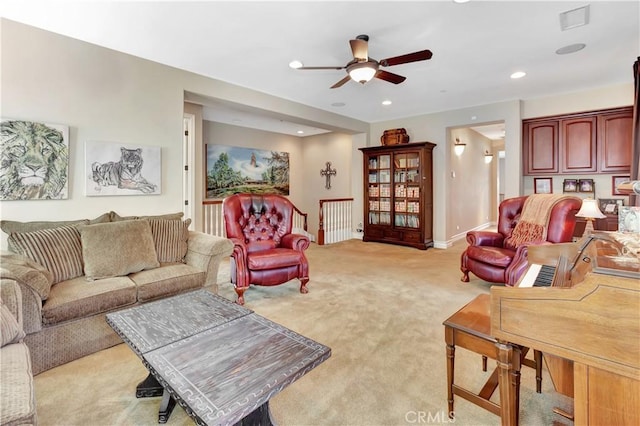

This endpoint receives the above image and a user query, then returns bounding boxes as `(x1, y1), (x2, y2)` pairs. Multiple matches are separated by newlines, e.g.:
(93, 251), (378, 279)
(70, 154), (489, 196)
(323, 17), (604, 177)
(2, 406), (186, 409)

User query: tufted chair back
(223, 193), (310, 305)
(224, 193), (294, 250)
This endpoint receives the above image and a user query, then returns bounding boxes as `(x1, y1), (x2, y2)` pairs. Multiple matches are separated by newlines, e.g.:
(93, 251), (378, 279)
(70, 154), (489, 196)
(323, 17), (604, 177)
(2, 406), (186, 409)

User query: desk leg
(235, 401), (275, 426)
(158, 390), (177, 424)
(136, 373), (164, 398)
(496, 341), (521, 426)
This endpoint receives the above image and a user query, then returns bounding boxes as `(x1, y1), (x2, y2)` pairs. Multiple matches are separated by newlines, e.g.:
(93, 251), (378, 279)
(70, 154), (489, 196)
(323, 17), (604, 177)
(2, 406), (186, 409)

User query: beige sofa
(0, 212), (233, 375)
(1, 279), (37, 426)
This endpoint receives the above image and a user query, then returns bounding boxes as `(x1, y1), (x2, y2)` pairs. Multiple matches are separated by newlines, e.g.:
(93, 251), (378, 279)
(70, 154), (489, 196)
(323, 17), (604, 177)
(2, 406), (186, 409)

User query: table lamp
(575, 198), (606, 237)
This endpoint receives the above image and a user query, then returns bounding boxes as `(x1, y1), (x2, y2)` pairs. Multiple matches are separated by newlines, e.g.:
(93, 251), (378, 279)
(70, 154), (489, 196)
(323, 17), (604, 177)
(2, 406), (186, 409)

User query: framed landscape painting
(206, 144), (290, 199)
(0, 119), (69, 200)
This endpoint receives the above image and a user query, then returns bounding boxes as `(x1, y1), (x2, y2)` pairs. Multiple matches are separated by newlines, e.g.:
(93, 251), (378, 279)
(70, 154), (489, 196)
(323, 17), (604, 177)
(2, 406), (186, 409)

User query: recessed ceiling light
(510, 71), (526, 79)
(331, 102), (346, 107)
(555, 43), (586, 55)
(382, 100), (392, 106)
(297, 130), (304, 134)
(289, 60), (303, 69)
(453, 0), (470, 3)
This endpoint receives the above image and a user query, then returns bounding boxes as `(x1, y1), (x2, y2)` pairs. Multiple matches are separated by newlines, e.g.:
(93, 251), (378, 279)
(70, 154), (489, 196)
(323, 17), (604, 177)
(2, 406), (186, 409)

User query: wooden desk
(107, 290), (331, 425)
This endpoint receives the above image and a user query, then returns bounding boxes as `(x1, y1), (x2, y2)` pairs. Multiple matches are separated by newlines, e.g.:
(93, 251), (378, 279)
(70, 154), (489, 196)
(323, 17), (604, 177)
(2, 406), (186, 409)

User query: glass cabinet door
(367, 154), (391, 225)
(393, 152), (420, 228)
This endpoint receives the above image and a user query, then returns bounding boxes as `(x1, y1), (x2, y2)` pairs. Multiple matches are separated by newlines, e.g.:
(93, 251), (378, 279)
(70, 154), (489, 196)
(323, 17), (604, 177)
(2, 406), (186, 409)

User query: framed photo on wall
(534, 177), (552, 194)
(598, 198), (623, 215)
(579, 179), (594, 192)
(612, 175), (630, 195)
(563, 179), (578, 192)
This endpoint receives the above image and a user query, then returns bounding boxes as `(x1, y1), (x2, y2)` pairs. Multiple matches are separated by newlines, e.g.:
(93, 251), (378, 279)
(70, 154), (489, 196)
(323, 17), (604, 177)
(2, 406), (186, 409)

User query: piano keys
(489, 232), (640, 425)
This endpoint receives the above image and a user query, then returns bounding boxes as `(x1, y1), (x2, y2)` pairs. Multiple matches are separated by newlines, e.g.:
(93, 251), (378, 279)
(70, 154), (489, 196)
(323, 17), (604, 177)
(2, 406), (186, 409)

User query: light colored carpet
(34, 239), (572, 425)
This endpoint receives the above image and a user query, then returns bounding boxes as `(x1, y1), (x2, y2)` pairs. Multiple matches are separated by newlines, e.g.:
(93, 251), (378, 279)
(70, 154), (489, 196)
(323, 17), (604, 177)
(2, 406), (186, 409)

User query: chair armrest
(466, 231), (505, 247)
(281, 234), (310, 251)
(185, 231), (233, 292)
(504, 242), (552, 286)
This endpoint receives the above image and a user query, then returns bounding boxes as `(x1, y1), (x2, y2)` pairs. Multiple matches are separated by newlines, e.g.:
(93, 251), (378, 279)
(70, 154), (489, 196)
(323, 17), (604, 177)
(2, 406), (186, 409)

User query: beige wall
(1, 18), (634, 250)
(0, 18), (367, 248)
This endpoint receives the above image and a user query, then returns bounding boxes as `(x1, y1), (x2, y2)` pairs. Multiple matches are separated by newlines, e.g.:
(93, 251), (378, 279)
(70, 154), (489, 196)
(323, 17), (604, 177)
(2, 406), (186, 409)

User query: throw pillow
(1, 302), (26, 347)
(7, 225), (84, 285)
(1, 218), (89, 252)
(147, 218), (191, 263)
(80, 220), (160, 280)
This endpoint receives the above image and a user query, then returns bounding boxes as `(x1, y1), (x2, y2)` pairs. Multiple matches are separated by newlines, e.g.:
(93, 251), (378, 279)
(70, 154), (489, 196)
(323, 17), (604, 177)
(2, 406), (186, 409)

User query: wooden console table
(107, 290), (331, 425)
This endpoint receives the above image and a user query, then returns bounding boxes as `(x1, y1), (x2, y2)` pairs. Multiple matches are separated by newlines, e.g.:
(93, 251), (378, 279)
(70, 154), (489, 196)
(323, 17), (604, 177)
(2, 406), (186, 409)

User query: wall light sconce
(454, 138), (466, 156)
(484, 150), (494, 164)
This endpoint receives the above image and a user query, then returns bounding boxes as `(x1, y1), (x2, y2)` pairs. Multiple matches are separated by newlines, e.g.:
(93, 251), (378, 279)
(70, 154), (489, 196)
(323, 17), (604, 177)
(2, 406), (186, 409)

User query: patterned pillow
(7, 225), (84, 285)
(1, 302), (25, 347)
(147, 218), (191, 263)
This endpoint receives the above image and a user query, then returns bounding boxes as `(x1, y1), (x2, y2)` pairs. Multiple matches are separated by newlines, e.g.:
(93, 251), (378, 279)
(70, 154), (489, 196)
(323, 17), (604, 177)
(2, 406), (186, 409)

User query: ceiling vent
(559, 5), (590, 31)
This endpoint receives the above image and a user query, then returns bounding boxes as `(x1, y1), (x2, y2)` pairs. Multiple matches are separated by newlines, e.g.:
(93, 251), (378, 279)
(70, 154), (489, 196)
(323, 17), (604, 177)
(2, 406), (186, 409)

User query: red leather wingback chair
(223, 193), (310, 305)
(460, 195), (581, 286)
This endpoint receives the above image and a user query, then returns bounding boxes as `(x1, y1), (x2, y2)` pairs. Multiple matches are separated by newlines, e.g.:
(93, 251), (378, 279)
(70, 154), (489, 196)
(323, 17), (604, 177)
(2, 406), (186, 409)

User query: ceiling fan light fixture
(347, 61), (379, 84)
(289, 60), (303, 69)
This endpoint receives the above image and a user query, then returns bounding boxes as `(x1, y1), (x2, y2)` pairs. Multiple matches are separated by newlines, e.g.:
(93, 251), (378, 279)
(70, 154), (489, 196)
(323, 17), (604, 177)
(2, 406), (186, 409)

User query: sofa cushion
(110, 211), (184, 222)
(130, 263), (205, 302)
(42, 275), (137, 325)
(0, 343), (37, 426)
(0, 218), (89, 235)
(8, 225), (84, 285)
(147, 218), (191, 263)
(80, 220), (160, 280)
(1, 302), (26, 347)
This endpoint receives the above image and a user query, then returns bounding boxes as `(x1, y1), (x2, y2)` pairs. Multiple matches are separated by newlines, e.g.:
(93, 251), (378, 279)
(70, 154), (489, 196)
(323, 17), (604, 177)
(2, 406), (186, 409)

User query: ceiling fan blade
(375, 70), (406, 85)
(380, 50), (433, 67)
(298, 66), (344, 70)
(330, 75), (351, 89)
(349, 38), (368, 61)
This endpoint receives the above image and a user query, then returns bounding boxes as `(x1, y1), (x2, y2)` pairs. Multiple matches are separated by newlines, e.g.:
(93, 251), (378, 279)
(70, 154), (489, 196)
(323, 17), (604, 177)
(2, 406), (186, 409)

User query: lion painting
(0, 120), (69, 200)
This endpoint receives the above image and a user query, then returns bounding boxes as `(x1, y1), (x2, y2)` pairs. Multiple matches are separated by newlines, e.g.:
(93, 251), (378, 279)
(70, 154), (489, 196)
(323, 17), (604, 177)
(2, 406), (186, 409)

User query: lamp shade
(348, 61), (378, 84)
(575, 198), (606, 219)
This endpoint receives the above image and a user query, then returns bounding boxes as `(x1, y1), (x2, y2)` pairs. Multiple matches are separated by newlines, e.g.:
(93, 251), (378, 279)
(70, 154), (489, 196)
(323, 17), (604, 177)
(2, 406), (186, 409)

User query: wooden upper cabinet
(599, 108), (633, 172)
(523, 121), (559, 174)
(561, 116), (597, 173)
(523, 106), (632, 175)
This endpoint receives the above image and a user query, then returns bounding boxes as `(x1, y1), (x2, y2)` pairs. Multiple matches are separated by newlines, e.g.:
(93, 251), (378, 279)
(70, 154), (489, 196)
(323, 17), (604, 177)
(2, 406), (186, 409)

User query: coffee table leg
(235, 401), (275, 426)
(158, 390), (177, 424)
(136, 373), (164, 398)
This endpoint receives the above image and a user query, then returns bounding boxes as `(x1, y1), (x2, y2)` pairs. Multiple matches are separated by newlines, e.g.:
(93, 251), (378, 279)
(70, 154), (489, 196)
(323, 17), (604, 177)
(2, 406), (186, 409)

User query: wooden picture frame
(534, 177), (552, 194)
(579, 178), (594, 192)
(563, 179), (578, 192)
(598, 198), (623, 215)
(612, 175), (630, 196)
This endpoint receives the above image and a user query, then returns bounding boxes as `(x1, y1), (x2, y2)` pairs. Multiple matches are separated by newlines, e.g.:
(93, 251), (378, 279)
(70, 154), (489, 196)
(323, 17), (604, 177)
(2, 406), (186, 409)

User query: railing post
(318, 200), (325, 245)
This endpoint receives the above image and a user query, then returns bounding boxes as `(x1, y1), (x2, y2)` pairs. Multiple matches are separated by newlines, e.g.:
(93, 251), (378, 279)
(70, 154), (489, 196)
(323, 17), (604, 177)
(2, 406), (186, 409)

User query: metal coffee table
(106, 290), (331, 425)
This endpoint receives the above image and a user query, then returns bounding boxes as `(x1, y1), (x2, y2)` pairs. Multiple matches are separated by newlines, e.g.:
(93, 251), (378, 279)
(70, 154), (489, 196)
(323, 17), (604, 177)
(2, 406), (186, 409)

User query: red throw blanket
(505, 194), (576, 248)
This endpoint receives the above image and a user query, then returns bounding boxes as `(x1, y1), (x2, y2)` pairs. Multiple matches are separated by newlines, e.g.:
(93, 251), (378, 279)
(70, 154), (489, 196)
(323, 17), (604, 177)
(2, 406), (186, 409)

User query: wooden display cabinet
(359, 142), (435, 250)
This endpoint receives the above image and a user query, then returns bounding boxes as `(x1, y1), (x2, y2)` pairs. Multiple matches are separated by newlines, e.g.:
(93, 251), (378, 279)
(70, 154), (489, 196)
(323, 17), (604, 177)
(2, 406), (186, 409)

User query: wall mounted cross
(320, 161), (337, 189)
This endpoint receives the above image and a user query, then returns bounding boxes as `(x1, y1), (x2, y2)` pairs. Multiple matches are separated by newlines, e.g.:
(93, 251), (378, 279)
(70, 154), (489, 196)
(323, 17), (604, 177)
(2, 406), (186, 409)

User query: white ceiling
(2, 1), (638, 139)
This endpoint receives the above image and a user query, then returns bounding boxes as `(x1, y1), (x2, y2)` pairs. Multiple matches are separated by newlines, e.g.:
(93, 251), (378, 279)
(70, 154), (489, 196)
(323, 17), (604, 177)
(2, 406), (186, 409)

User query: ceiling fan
(295, 34), (433, 89)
